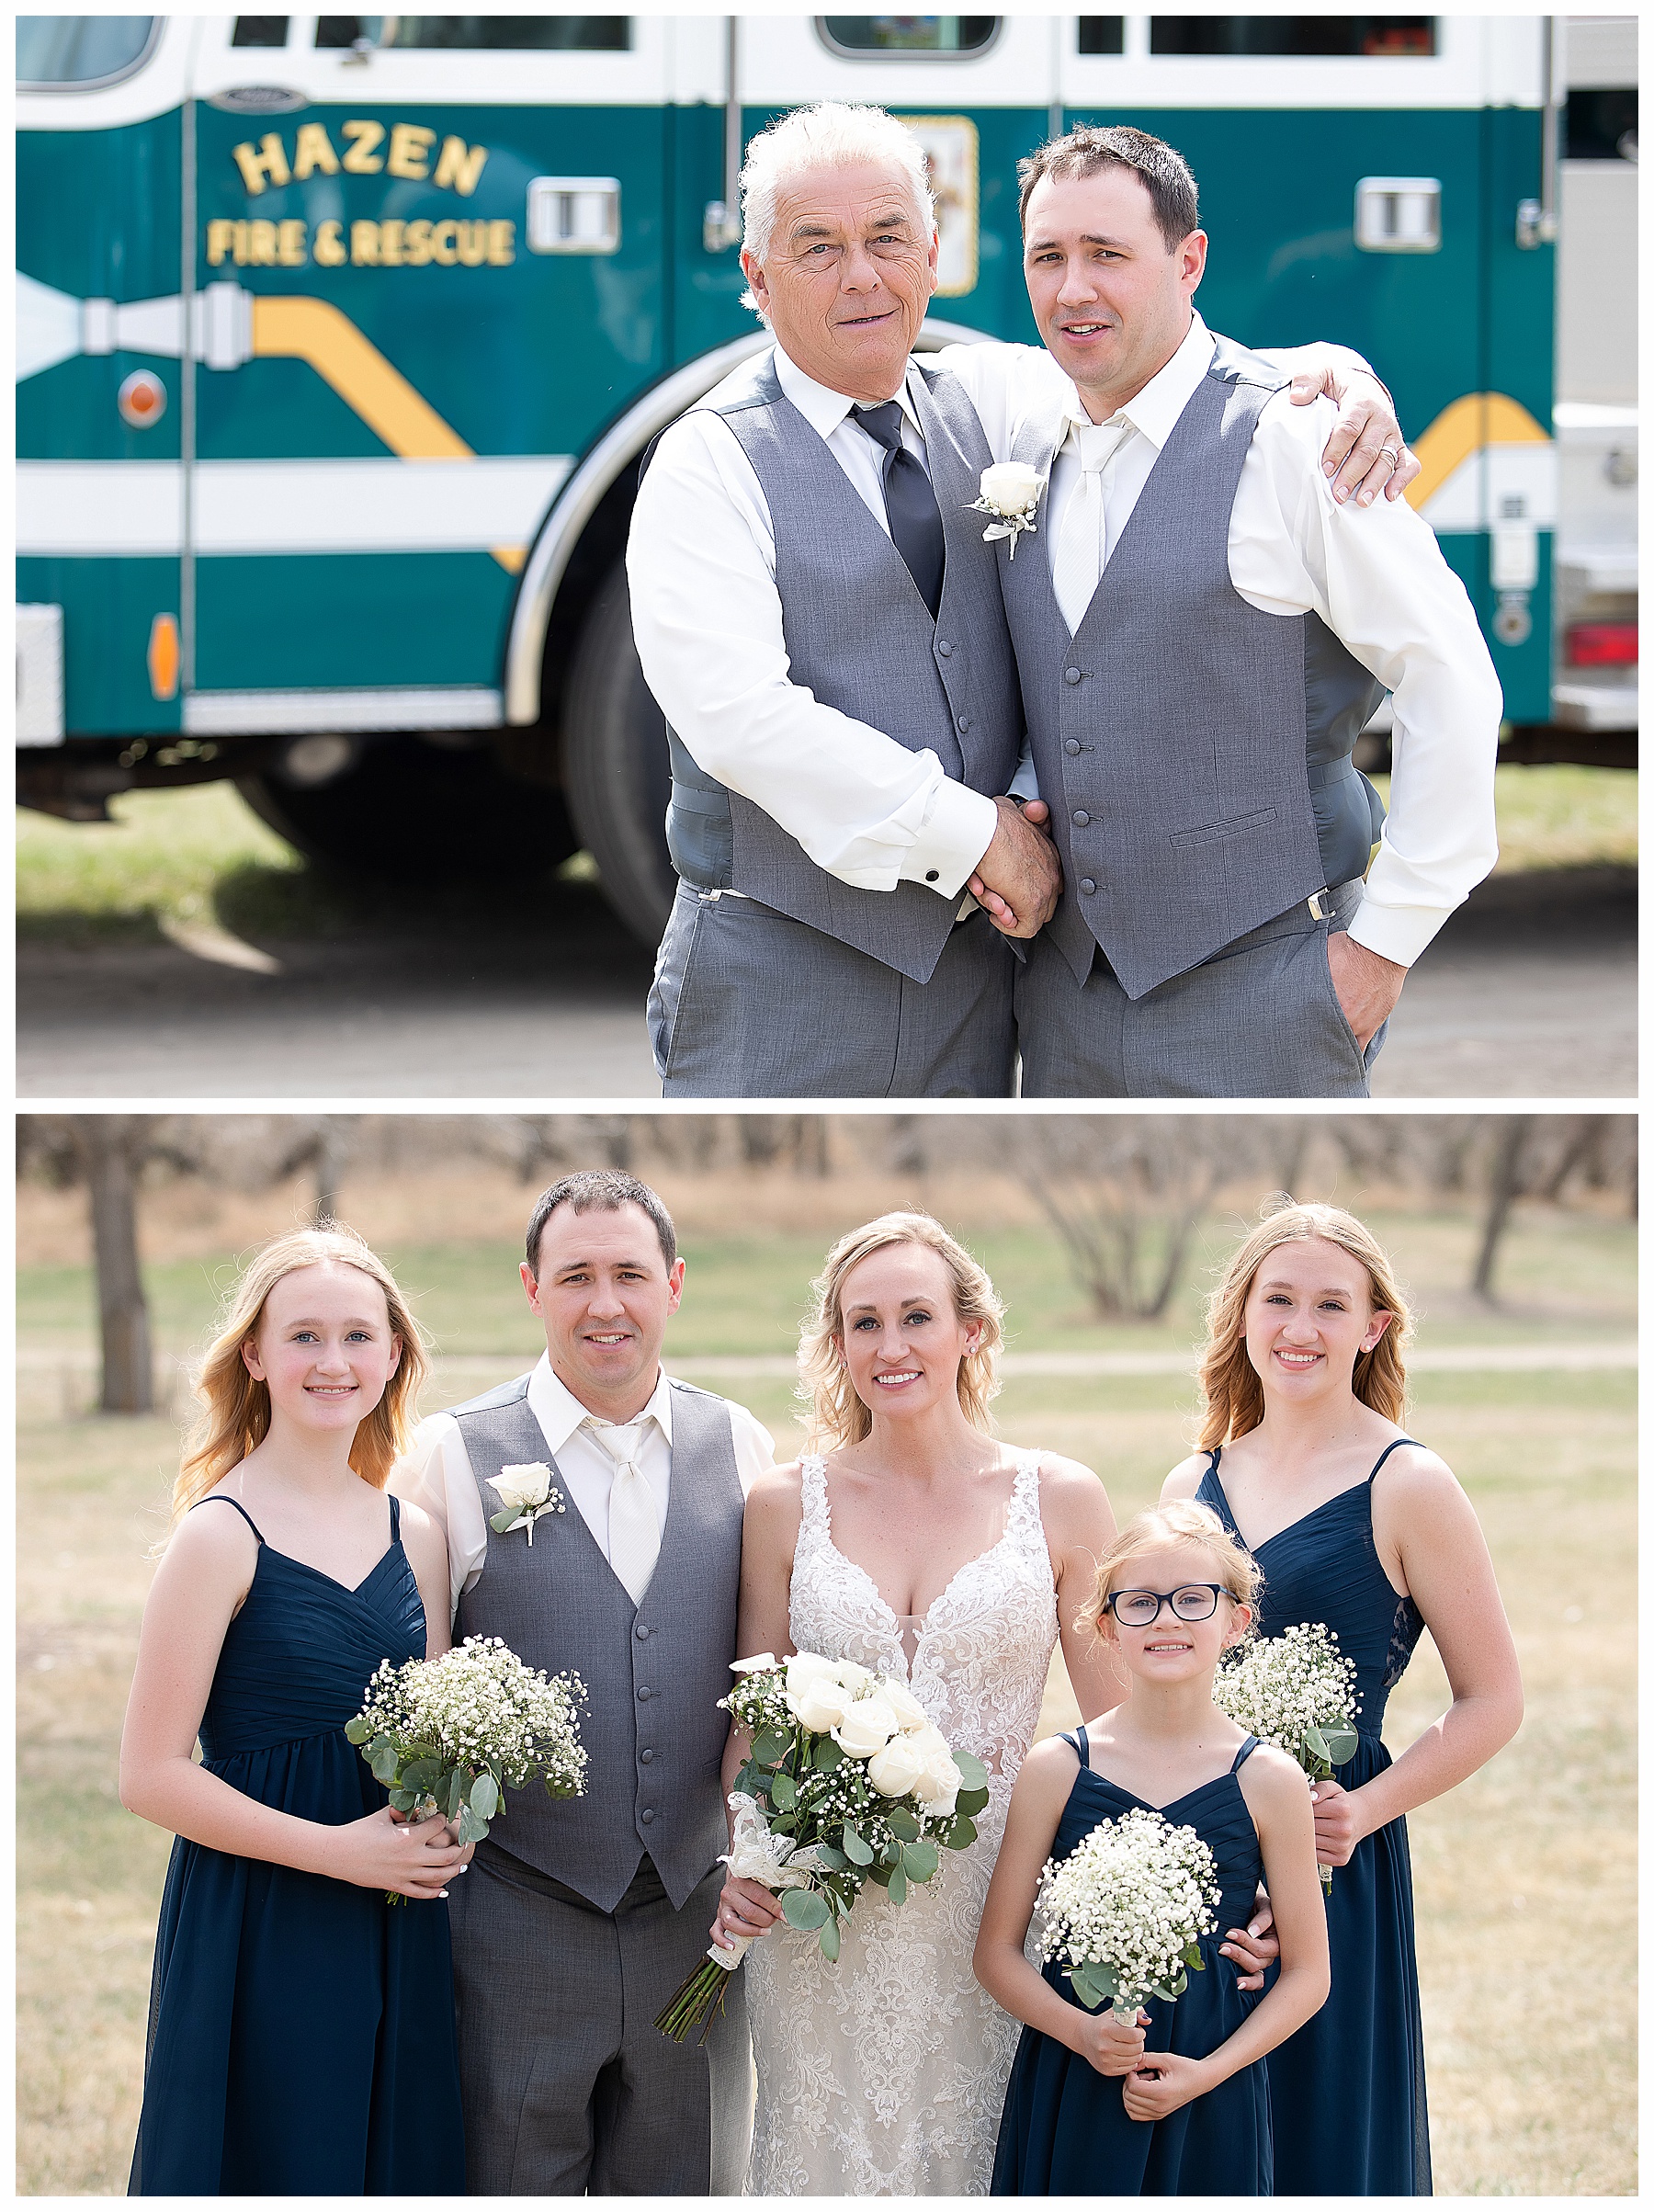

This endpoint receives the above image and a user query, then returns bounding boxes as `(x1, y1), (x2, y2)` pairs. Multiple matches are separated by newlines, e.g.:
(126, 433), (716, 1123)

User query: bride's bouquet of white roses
(346, 1635), (588, 1900)
(1037, 1805), (1220, 2024)
(1214, 1622), (1360, 1889)
(654, 1650), (991, 2043)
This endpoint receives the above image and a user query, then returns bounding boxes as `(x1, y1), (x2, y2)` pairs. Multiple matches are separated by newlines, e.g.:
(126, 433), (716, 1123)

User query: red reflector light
(1567, 622), (1638, 666)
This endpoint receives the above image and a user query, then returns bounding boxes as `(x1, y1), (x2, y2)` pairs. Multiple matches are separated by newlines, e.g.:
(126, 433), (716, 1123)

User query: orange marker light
(148, 613), (181, 700)
(119, 369), (168, 428)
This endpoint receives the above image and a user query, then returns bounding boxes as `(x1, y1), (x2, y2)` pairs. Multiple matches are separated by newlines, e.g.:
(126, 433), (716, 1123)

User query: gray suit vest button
(956, 713), (970, 732)
(1072, 810), (1090, 826)
(937, 639), (954, 656)
(637, 1685), (653, 1701)
(640, 1747), (655, 1763)
(1064, 665), (1082, 684)
(1080, 877), (1097, 894)
(636, 1623), (651, 1639)
(1065, 739), (1082, 755)
(641, 1808), (656, 1824)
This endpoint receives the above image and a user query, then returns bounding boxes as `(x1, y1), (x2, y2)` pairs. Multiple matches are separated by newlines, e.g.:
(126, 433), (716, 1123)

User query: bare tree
(22, 1116), (160, 1413)
(1014, 1117), (1254, 1319)
(1472, 1116), (1535, 1300)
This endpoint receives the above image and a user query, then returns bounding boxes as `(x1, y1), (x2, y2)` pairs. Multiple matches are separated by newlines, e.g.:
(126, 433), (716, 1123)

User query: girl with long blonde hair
(717, 1211), (1272, 2195)
(120, 1226), (466, 2195)
(1162, 1199), (1523, 2196)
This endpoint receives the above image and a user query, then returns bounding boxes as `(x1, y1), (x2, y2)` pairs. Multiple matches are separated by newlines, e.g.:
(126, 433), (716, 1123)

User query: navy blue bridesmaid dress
(991, 1727), (1274, 2196)
(1199, 1439), (1431, 2195)
(129, 1492), (467, 2195)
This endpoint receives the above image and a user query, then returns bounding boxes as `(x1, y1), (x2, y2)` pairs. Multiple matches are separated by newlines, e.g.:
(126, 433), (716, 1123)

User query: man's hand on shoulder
(1285, 346), (1419, 507)
(1326, 931), (1406, 1049)
(967, 796), (1061, 938)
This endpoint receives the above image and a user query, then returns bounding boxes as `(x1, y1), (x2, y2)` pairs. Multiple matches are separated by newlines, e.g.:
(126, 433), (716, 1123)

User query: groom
(391, 1171), (773, 2194)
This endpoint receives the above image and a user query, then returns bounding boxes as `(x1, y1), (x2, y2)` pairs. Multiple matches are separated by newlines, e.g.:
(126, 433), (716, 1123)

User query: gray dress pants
(1016, 879), (1386, 1098)
(649, 884), (1016, 1097)
(447, 1843), (753, 2195)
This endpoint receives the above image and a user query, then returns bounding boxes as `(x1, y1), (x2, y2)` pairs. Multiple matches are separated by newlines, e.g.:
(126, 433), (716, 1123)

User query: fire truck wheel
(562, 561), (676, 947)
(238, 737), (577, 883)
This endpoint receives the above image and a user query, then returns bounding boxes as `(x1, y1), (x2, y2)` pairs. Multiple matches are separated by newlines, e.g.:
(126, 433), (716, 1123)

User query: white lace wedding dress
(744, 1451), (1059, 2195)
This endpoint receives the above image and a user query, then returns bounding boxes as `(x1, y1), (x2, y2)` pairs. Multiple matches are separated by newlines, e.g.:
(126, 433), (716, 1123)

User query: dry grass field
(16, 1178), (1636, 2195)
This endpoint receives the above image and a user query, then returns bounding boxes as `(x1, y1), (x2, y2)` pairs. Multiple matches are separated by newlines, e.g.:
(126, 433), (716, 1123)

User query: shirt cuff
(897, 781), (1000, 900)
(1345, 897), (1446, 969)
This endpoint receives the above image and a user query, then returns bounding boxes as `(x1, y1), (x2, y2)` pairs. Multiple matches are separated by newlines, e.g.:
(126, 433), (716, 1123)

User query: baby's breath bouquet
(1037, 1805), (1220, 2023)
(1215, 1622), (1360, 1889)
(654, 1651), (991, 2043)
(346, 1635), (587, 1899)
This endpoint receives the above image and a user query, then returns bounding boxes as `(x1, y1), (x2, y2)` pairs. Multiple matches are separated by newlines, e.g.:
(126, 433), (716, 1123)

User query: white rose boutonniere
(967, 461), (1046, 558)
(488, 1462), (568, 1545)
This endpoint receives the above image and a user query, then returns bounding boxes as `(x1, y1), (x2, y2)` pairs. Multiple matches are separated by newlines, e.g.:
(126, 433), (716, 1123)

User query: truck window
(16, 15), (156, 87)
(1566, 87), (1637, 163)
(312, 16), (631, 50)
(1076, 19), (1126, 54)
(817, 17), (1000, 55)
(232, 17), (291, 45)
(1149, 18), (1436, 57)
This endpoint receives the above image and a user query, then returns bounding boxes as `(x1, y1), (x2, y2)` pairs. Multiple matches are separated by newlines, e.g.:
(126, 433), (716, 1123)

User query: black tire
(562, 560), (676, 946)
(238, 735), (577, 882)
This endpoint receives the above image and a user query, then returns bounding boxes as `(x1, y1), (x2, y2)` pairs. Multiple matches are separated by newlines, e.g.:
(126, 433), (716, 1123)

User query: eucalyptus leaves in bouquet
(1214, 1621), (1360, 1889)
(346, 1635), (588, 1898)
(655, 1651), (991, 2043)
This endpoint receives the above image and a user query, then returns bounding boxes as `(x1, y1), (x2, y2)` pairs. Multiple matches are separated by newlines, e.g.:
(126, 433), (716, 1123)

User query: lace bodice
(745, 1450), (1060, 2196)
(790, 1450), (1059, 1787)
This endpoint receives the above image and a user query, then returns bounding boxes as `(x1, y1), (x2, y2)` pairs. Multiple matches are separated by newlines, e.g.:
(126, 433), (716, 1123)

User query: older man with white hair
(629, 102), (1406, 1098)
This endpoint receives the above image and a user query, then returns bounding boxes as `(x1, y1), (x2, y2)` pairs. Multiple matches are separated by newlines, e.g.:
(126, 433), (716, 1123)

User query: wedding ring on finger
(1379, 446), (1400, 463)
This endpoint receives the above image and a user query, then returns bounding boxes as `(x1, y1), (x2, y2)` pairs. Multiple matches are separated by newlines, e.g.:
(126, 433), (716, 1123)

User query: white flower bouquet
(346, 1635), (588, 1898)
(1037, 1805), (1220, 2023)
(966, 461), (1045, 556)
(1214, 1622), (1360, 1889)
(654, 1650), (991, 2042)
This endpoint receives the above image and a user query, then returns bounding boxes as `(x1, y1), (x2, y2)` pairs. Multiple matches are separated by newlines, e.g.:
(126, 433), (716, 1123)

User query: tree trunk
(1472, 1117), (1534, 1301)
(81, 1118), (153, 1414)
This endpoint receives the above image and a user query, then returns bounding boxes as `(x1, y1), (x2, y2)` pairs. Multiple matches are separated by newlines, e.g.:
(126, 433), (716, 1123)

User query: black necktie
(852, 400), (946, 620)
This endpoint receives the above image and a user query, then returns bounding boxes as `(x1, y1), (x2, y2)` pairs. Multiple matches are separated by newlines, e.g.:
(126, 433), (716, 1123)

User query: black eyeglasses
(1105, 1584), (1230, 1628)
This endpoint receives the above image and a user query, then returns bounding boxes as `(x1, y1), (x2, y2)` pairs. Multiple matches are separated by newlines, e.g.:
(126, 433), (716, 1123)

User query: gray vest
(1001, 334), (1386, 999)
(450, 1374), (744, 1912)
(660, 350), (1024, 985)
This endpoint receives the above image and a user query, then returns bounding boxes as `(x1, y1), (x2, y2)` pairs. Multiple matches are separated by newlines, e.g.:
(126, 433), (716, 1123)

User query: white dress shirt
(391, 1353), (776, 1617)
(937, 315), (1502, 967)
(629, 344), (1005, 903)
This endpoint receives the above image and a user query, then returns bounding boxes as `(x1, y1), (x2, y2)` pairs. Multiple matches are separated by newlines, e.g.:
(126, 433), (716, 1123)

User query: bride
(717, 1211), (1123, 2195)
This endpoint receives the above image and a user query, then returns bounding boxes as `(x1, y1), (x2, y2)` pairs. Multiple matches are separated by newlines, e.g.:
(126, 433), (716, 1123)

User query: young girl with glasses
(976, 1501), (1329, 2195)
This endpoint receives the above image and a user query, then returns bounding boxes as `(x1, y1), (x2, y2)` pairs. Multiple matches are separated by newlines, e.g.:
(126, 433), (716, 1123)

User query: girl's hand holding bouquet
(346, 1635), (587, 1900)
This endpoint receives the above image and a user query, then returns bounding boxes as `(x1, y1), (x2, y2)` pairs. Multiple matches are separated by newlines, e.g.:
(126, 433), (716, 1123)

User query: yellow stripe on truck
(249, 296), (524, 572)
(1405, 391), (1551, 511)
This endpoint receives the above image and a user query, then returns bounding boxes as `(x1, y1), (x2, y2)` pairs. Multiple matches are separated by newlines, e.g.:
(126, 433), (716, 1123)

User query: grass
(16, 1215), (1636, 2195)
(16, 765), (1637, 948)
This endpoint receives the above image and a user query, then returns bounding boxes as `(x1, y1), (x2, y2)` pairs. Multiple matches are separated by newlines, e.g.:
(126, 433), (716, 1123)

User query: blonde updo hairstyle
(1196, 1200), (1412, 1453)
(799, 1211), (1003, 1449)
(1079, 1500), (1262, 1646)
(172, 1224), (430, 1522)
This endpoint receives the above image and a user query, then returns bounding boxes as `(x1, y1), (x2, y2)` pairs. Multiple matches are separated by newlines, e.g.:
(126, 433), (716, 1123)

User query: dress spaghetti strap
(1229, 1733), (1261, 1773)
(1073, 1723), (1090, 1769)
(191, 1493), (265, 1544)
(1367, 1437), (1422, 1482)
(388, 1493), (401, 1542)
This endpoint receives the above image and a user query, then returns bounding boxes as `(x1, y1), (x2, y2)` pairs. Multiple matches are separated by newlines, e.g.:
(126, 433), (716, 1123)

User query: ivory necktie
(851, 400), (946, 618)
(587, 1417), (660, 1605)
(1050, 418), (1130, 635)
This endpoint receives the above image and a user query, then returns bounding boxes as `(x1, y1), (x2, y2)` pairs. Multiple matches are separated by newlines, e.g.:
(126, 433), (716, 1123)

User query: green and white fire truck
(17, 13), (1637, 944)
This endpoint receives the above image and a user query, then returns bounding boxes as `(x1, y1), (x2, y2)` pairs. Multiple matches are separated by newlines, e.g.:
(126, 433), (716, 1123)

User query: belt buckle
(1307, 888), (1332, 921)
